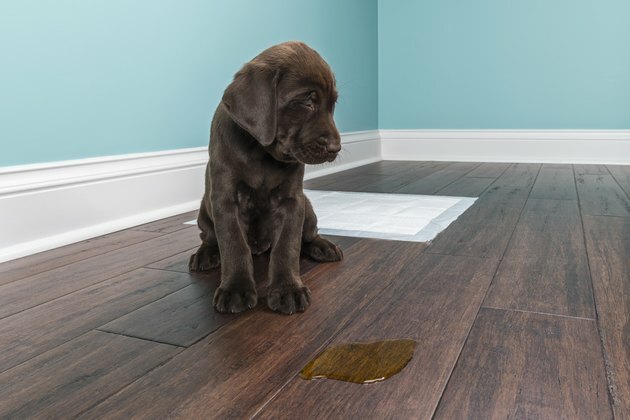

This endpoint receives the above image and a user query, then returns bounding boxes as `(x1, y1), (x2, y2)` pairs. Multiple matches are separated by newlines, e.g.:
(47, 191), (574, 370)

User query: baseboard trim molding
(0, 130), (380, 263)
(380, 129), (630, 164)
(7, 128), (624, 263)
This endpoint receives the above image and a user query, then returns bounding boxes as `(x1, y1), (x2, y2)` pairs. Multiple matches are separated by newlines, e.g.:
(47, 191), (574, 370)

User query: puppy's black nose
(326, 141), (341, 153)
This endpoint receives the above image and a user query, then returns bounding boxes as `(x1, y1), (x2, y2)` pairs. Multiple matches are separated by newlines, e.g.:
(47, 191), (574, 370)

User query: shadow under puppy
(189, 41), (344, 315)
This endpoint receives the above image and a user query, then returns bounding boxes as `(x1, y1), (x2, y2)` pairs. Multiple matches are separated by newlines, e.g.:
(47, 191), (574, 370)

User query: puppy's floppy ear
(222, 64), (279, 146)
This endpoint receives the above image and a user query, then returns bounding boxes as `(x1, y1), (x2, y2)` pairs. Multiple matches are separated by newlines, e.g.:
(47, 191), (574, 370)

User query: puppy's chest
(236, 182), (286, 217)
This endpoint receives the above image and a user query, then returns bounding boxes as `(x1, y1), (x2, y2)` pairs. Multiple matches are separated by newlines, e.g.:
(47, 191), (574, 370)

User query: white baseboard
(5, 128), (627, 263)
(0, 148), (208, 264)
(0, 130), (380, 263)
(380, 130), (630, 164)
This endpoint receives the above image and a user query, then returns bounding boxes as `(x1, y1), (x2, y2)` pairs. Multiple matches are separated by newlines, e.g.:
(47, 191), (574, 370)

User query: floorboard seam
(607, 166), (630, 200)
(0, 270), (193, 323)
(389, 163), (450, 193)
(95, 328), (187, 348)
(422, 250), (498, 259)
(457, 163), (513, 201)
(432, 162), (484, 194)
(528, 197), (578, 201)
(73, 342), (185, 418)
(468, 163), (512, 186)
(140, 265), (198, 275)
(481, 305), (595, 321)
(0, 328), (103, 376)
(0, 229), (199, 321)
(581, 214), (630, 220)
(0, 278), (193, 377)
(430, 163), (542, 420)
(573, 164), (619, 413)
(130, 225), (191, 234)
(0, 230), (169, 290)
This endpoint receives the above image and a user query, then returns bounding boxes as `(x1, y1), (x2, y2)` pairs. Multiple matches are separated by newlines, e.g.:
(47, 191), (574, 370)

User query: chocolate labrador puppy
(189, 42), (343, 314)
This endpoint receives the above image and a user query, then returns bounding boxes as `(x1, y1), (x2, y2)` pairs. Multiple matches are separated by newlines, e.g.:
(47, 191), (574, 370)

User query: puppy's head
(222, 41), (341, 164)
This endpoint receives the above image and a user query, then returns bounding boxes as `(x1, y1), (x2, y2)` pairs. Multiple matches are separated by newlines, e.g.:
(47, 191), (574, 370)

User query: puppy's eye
(301, 98), (315, 111)
(300, 91), (317, 111)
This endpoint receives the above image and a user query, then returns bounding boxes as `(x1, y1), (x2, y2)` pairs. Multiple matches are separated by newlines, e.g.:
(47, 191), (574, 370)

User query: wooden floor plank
(465, 162), (511, 178)
(306, 162), (452, 194)
(484, 257), (593, 319)
(484, 199), (594, 318)
(576, 174), (630, 217)
(1, 161), (625, 418)
(304, 173), (386, 191)
(574, 164), (609, 176)
(304, 172), (388, 190)
(394, 162), (480, 194)
(334, 161), (447, 194)
(425, 202), (521, 259)
(542, 163), (574, 169)
(355, 160), (433, 175)
(98, 277), (228, 348)
(355, 162), (451, 193)
(436, 176), (495, 197)
(101, 236), (361, 347)
(479, 163), (541, 208)
(80, 240), (429, 419)
(0, 229), (161, 286)
(256, 254), (498, 419)
(425, 164), (539, 258)
(319, 160), (428, 177)
(583, 215), (630, 418)
(0, 330), (181, 419)
(433, 308), (612, 419)
(503, 199), (585, 261)
(0, 268), (192, 372)
(0, 227), (199, 319)
(530, 166), (577, 200)
(607, 164), (630, 197)
(131, 210), (198, 233)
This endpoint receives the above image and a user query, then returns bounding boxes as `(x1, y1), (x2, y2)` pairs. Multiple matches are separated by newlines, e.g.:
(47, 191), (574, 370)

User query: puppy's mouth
(293, 148), (338, 165)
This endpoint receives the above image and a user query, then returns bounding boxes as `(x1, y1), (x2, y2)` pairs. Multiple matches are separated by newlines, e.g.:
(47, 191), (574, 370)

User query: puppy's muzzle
(320, 136), (341, 162)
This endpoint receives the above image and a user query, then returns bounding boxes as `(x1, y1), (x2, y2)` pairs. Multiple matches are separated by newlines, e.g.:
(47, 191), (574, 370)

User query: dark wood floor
(1, 161), (629, 419)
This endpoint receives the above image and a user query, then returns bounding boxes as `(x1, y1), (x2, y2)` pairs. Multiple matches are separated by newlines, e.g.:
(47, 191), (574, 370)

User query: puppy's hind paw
(188, 245), (221, 272)
(267, 286), (311, 315)
(302, 236), (343, 262)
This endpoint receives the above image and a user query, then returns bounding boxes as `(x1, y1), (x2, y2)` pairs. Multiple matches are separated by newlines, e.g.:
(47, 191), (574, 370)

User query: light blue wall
(5, 1), (629, 166)
(379, 0), (630, 129)
(0, 0), (378, 166)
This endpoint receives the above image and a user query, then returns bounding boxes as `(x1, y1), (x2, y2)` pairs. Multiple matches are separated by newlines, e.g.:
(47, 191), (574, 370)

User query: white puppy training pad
(186, 190), (476, 243)
(304, 190), (475, 242)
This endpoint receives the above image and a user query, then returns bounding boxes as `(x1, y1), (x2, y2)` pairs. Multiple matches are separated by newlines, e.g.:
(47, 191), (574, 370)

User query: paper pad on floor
(186, 190), (475, 243)
(303, 190), (475, 242)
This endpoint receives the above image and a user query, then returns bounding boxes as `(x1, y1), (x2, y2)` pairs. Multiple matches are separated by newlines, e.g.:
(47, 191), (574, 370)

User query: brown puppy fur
(189, 42), (343, 314)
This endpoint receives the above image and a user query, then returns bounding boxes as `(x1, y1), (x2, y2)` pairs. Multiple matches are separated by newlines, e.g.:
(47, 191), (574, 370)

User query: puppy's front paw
(213, 285), (257, 313)
(302, 236), (343, 262)
(189, 245), (221, 272)
(267, 285), (311, 315)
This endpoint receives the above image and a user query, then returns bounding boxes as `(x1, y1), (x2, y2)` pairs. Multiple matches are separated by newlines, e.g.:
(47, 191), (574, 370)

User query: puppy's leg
(212, 196), (257, 313)
(189, 198), (221, 271)
(267, 197), (311, 314)
(301, 196), (343, 262)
